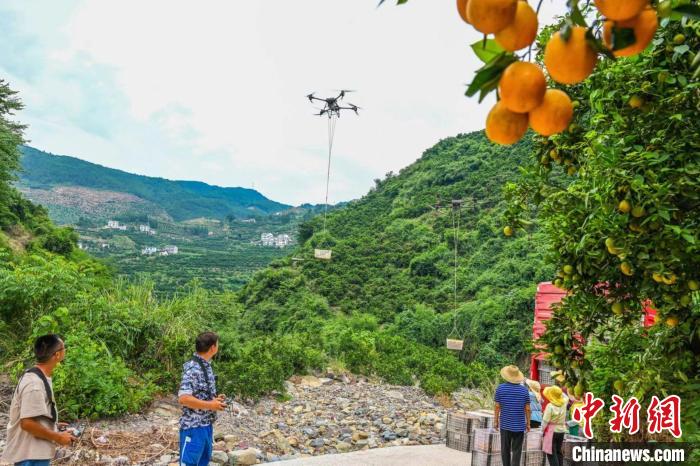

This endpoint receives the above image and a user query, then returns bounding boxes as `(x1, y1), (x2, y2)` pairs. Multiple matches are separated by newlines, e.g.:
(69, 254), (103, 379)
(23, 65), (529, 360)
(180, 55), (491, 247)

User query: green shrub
(53, 333), (155, 420)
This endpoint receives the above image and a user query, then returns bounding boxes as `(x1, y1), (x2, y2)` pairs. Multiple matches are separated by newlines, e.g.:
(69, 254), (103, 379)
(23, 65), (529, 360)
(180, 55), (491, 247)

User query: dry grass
(435, 393), (454, 408)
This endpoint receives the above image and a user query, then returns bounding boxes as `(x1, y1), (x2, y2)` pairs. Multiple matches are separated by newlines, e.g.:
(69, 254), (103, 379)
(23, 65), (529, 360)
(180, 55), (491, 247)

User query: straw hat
(543, 386), (566, 407)
(500, 365), (525, 384)
(526, 379), (542, 402)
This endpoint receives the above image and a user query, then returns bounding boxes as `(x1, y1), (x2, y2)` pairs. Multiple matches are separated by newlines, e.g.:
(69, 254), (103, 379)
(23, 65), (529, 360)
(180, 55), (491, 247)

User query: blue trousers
(179, 424), (213, 466)
(15, 461), (50, 466)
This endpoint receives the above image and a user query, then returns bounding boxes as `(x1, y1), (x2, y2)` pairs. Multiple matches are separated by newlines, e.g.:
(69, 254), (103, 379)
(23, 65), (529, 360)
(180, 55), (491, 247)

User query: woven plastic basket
(471, 450), (503, 466)
(314, 249), (332, 260)
(446, 430), (473, 452)
(473, 428), (501, 454)
(524, 428), (543, 451)
(446, 338), (464, 350)
(521, 450), (546, 466)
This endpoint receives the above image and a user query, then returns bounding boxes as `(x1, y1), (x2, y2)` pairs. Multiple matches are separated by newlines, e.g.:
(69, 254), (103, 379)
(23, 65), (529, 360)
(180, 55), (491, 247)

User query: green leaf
(569, 2), (588, 27)
(673, 4), (700, 20)
(465, 54), (516, 100)
(470, 39), (506, 64)
(611, 27), (636, 51)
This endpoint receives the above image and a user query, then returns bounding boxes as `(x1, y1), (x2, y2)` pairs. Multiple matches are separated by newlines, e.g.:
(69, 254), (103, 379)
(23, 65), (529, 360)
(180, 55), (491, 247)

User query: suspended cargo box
(314, 249), (332, 260)
(446, 338), (464, 350)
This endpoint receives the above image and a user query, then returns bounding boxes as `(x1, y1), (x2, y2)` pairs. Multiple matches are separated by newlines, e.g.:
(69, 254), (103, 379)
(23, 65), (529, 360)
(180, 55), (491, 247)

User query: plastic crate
(447, 412), (482, 433)
(473, 428), (501, 454)
(521, 450), (546, 466)
(563, 434), (588, 459)
(465, 411), (493, 429)
(538, 362), (556, 386)
(446, 430), (473, 452)
(524, 428), (543, 451)
(471, 450), (503, 466)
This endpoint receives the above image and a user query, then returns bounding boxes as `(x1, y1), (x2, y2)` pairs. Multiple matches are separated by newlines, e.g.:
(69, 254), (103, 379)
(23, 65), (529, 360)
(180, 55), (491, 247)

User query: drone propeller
(306, 93), (315, 102)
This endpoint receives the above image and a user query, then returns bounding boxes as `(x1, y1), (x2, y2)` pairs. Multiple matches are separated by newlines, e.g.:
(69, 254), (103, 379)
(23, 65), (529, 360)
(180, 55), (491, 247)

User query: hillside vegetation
(239, 131), (554, 371)
(1, 76), (550, 420)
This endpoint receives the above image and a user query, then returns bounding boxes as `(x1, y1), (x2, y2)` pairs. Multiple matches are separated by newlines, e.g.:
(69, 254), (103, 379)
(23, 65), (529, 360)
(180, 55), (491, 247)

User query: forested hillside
(1, 75), (552, 421)
(238, 131), (554, 369)
(18, 146), (290, 222)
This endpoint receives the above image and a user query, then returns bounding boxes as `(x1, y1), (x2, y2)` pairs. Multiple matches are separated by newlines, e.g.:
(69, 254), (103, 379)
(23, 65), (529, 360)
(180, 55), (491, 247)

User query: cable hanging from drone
(428, 197), (479, 351)
(307, 90), (360, 261)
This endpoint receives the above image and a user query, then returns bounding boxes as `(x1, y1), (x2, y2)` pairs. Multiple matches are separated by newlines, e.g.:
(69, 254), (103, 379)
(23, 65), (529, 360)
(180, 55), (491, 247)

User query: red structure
(529, 282), (657, 386)
(530, 282), (568, 385)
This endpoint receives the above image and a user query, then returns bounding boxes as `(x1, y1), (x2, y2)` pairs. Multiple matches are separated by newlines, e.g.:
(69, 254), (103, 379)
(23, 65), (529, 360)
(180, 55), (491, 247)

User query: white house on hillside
(275, 234), (291, 248)
(160, 245), (179, 255)
(142, 246), (158, 255)
(106, 220), (127, 230)
(261, 232), (275, 246)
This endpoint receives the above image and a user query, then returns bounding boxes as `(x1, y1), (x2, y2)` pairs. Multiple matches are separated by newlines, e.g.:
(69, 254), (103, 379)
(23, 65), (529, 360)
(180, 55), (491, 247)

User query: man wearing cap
(494, 365), (531, 466)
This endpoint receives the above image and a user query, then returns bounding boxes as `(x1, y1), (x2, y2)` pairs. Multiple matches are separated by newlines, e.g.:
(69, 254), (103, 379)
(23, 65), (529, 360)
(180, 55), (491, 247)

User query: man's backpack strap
(25, 367), (58, 423)
(192, 357), (213, 400)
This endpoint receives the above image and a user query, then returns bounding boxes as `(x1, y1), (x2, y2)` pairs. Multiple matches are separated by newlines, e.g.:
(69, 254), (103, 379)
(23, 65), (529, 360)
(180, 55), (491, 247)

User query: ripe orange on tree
(499, 62), (547, 113)
(595, 0), (649, 21)
(457, 0), (470, 24)
(618, 199), (631, 213)
(528, 89), (574, 137)
(467, 0), (518, 34)
(544, 26), (598, 85)
(495, 1), (538, 51)
(485, 101), (528, 145)
(603, 8), (658, 57)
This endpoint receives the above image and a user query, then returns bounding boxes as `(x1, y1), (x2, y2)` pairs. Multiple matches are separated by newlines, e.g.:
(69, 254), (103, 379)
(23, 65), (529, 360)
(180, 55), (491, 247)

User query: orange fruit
(457, 0), (470, 23)
(595, 0), (648, 21)
(528, 89), (574, 137)
(618, 200), (631, 213)
(467, 0), (518, 34)
(620, 261), (633, 276)
(495, 1), (538, 51)
(603, 8), (658, 57)
(499, 62), (546, 113)
(485, 101), (528, 145)
(544, 26), (598, 84)
(628, 95), (644, 108)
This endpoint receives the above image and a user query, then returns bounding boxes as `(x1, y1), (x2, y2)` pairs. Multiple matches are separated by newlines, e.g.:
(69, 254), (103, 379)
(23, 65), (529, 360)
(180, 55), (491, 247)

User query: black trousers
(500, 429), (524, 466)
(546, 432), (566, 466)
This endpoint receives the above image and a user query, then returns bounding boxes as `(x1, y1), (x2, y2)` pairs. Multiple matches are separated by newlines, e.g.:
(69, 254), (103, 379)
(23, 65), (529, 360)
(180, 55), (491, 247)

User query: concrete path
(277, 445), (470, 465)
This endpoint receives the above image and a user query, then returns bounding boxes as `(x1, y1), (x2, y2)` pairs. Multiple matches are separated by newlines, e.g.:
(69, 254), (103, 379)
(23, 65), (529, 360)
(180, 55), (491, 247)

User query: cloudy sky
(1, 1), (565, 206)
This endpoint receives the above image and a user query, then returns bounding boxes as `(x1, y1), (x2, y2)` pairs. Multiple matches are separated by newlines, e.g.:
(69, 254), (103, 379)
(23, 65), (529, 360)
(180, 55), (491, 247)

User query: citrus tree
(506, 16), (700, 440)
(381, 0), (700, 440)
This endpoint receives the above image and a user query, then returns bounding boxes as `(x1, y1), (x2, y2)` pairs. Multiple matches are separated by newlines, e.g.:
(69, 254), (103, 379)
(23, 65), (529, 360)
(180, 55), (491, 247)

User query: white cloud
(1, 0), (566, 206)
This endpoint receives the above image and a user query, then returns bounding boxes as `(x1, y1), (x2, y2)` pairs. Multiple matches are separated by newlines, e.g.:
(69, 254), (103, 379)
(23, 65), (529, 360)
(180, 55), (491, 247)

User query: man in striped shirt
(494, 365), (531, 466)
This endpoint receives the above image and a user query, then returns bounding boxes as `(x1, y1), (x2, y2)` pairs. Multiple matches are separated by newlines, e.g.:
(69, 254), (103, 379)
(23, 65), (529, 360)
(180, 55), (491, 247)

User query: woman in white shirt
(542, 386), (569, 466)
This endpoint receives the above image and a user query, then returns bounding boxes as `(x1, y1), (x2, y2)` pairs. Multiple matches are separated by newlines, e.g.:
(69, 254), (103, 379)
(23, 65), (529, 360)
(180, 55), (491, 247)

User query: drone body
(307, 90), (360, 118)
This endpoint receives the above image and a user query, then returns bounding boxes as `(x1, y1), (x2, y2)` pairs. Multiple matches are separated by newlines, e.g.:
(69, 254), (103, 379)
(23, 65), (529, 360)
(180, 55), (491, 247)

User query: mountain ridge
(18, 146), (292, 222)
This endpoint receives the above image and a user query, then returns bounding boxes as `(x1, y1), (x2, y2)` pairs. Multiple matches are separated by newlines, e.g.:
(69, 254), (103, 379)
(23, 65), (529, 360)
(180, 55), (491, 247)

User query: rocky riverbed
(0, 373), (488, 465)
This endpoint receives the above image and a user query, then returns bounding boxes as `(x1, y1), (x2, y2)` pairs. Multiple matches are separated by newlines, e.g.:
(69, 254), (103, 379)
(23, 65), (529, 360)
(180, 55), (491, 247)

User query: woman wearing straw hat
(542, 386), (569, 466)
(526, 380), (543, 428)
(494, 365), (531, 466)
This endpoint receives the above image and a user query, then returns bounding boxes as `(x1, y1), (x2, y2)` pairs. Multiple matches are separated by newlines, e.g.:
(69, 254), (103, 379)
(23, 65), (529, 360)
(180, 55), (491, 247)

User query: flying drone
(307, 90), (360, 118)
